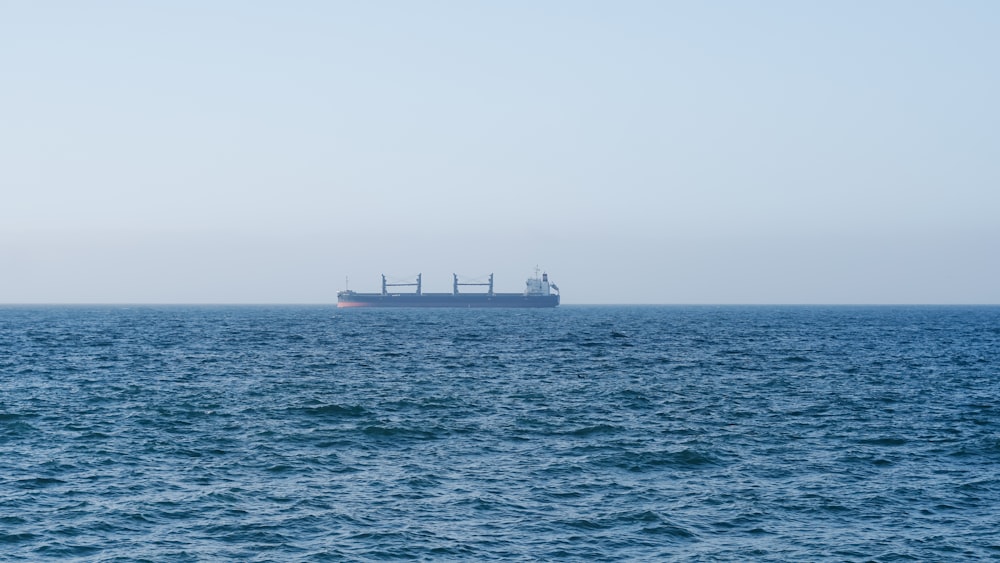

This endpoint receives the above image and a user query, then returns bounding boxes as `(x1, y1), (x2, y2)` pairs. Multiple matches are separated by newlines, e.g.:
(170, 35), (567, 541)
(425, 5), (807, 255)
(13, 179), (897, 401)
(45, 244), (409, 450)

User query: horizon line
(2, 302), (998, 307)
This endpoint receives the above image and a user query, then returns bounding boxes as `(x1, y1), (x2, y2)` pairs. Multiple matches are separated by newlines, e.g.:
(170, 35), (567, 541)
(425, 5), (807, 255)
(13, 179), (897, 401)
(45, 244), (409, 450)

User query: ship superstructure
(337, 271), (560, 308)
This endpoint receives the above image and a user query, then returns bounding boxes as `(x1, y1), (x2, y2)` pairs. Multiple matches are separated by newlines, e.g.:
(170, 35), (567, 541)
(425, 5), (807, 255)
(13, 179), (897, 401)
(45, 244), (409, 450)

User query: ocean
(1, 305), (998, 561)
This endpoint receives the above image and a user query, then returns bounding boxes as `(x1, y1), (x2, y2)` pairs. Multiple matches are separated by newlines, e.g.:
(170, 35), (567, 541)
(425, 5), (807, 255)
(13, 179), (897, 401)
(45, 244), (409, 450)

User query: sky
(2, 1), (998, 304)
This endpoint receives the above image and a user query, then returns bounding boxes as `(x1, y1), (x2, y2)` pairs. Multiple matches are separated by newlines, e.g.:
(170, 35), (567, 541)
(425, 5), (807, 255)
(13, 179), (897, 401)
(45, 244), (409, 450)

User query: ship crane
(453, 273), (494, 296)
(382, 273), (422, 295)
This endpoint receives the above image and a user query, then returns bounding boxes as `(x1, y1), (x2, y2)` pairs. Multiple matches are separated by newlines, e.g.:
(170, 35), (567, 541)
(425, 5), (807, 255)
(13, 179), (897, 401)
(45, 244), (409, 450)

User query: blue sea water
(1, 305), (998, 561)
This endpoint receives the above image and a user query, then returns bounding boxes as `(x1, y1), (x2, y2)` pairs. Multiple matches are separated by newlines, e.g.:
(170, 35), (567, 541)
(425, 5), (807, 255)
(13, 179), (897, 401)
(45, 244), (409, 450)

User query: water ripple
(0, 305), (998, 560)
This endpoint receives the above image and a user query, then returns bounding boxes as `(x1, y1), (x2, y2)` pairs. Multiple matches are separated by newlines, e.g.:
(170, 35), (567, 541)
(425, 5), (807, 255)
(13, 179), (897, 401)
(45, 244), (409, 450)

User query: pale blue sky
(2, 1), (998, 303)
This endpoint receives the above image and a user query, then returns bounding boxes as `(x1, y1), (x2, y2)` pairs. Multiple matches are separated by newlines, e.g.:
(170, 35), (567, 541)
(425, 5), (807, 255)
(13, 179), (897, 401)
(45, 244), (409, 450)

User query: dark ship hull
(337, 292), (559, 308)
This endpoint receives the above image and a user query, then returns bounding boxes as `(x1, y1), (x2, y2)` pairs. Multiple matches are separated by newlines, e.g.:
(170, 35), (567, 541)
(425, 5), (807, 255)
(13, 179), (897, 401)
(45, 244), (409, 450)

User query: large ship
(337, 271), (560, 308)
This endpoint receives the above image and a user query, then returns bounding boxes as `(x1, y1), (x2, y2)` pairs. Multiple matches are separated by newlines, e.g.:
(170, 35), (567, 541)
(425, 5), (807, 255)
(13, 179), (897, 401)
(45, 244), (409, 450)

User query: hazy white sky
(2, 1), (998, 303)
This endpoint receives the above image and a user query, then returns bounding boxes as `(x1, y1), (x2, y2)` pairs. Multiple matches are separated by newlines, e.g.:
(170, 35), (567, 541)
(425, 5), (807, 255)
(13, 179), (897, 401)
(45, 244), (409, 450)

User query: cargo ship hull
(337, 292), (559, 308)
(338, 271), (559, 308)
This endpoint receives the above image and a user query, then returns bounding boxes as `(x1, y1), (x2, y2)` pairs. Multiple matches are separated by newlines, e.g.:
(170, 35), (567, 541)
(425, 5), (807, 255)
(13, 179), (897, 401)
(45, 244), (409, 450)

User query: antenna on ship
(345, 276), (349, 291)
